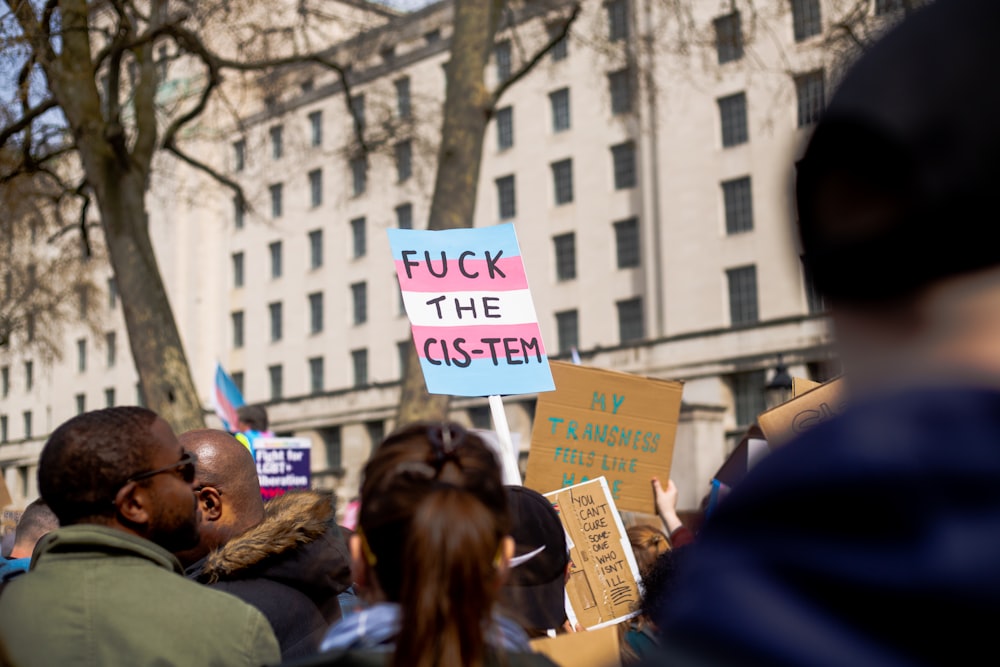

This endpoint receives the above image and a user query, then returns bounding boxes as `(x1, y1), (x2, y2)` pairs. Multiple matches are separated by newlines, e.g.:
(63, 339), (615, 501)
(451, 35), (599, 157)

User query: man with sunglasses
(0, 407), (280, 667)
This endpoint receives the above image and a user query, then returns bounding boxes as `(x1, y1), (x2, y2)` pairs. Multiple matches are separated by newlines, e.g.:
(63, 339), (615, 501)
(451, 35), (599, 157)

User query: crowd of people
(3, 1), (1000, 664)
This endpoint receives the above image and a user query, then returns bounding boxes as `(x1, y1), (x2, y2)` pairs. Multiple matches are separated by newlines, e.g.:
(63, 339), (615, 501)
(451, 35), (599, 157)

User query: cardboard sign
(792, 376), (821, 397)
(544, 477), (643, 630)
(255, 437), (311, 500)
(529, 625), (621, 667)
(758, 377), (846, 446)
(525, 361), (683, 514)
(388, 224), (554, 397)
(0, 473), (11, 509)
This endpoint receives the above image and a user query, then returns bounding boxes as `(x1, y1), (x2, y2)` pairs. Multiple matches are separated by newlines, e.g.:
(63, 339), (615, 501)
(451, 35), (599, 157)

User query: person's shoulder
(275, 650), (557, 667)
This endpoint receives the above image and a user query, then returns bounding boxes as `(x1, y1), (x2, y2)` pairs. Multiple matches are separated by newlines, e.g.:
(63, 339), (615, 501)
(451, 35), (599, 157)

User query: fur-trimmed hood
(196, 490), (352, 608)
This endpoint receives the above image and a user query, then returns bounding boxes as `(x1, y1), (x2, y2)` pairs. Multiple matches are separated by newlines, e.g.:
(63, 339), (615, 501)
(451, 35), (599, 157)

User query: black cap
(501, 486), (569, 631)
(796, 0), (1000, 304)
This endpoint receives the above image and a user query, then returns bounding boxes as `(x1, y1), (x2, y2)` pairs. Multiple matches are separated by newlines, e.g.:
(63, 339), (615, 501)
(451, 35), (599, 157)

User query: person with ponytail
(309, 422), (556, 667)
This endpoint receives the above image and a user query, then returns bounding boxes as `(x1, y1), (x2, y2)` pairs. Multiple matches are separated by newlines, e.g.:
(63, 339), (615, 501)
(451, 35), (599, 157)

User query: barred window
(269, 301), (283, 342)
(351, 282), (368, 325)
(309, 357), (324, 394)
(309, 292), (324, 334)
(352, 349), (369, 387)
(611, 141), (637, 189)
(309, 229), (323, 269)
(722, 176), (754, 234)
(614, 218), (640, 268)
(270, 183), (283, 218)
(496, 175), (516, 220)
(553, 233), (576, 281)
(791, 0), (822, 42)
(396, 203), (413, 229)
(555, 309), (579, 353)
(269, 364), (283, 400)
(309, 169), (323, 207)
(496, 106), (514, 150)
(395, 140), (413, 182)
(495, 41), (512, 82)
(616, 297), (644, 343)
(550, 88), (571, 132)
(606, 0), (629, 41)
(718, 93), (748, 147)
(731, 370), (766, 426)
(309, 110), (322, 147)
(726, 265), (759, 326)
(551, 159), (574, 205)
(795, 70), (825, 127)
(714, 12), (743, 64)
(608, 69), (632, 115)
(351, 217), (366, 258)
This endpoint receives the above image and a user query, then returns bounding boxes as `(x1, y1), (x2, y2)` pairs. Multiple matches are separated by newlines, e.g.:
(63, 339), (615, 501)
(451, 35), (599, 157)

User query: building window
(351, 217), (367, 258)
(0, 366), (7, 397)
(136, 382), (146, 407)
(795, 70), (825, 127)
(77, 338), (87, 372)
(270, 125), (283, 159)
(606, 0), (629, 42)
(614, 218), (640, 268)
(233, 139), (246, 171)
(791, 0), (822, 42)
(804, 265), (827, 314)
(269, 241), (282, 279)
(230, 372), (243, 396)
(309, 356), (324, 394)
(234, 196), (245, 229)
(611, 141), (637, 189)
(268, 364), (283, 400)
(0, 415), (7, 443)
(25, 312), (35, 342)
(550, 27), (569, 61)
(309, 229), (323, 269)
(106, 331), (116, 367)
(550, 88), (570, 132)
(232, 252), (245, 287)
(727, 265), (759, 326)
(722, 176), (754, 234)
(395, 140), (413, 182)
(350, 94), (366, 134)
(496, 175), (516, 220)
(424, 28), (441, 44)
(319, 425), (342, 470)
(104, 387), (115, 408)
(608, 68), (632, 115)
(108, 277), (118, 309)
(350, 156), (367, 196)
(77, 284), (89, 319)
(551, 159), (574, 205)
(366, 419), (384, 451)
(308, 110), (322, 147)
(23, 411), (32, 439)
(553, 233), (576, 281)
(351, 282), (368, 325)
(495, 40), (512, 82)
(714, 12), (743, 64)
(397, 340), (411, 378)
(395, 77), (412, 119)
(616, 297), (644, 343)
(555, 309), (579, 353)
(352, 349), (369, 387)
(309, 292), (324, 334)
(24, 360), (33, 391)
(309, 169), (323, 207)
(396, 203), (413, 229)
(467, 405), (491, 430)
(732, 370), (767, 427)
(269, 301), (283, 342)
(496, 106), (514, 150)
(75, 393), (86, 415)
(232, 311), (244, 348)
(718, 92), (748, 147)
(269, 183), (283, 218)
(875, 0), (903, 15)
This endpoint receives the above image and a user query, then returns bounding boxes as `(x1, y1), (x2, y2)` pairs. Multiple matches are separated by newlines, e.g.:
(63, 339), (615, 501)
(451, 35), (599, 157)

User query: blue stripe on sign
(387, 223), (522, 262)
(420, 355), (555, 397)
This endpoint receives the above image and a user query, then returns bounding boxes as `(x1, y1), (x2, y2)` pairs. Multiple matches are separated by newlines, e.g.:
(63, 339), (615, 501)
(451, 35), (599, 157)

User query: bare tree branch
(0, 99), (57, 149)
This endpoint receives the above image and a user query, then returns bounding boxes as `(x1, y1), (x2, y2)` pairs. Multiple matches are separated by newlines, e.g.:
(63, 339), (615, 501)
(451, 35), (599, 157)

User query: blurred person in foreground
(0, 499), (57, 587)
(657, 1), (1000, 665)
(301, 422), (554, 667)
(0, 407), (279, 667)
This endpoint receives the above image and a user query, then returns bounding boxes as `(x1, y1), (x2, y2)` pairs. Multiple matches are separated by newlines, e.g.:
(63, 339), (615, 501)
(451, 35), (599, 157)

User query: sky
(376, 0), (439, 10)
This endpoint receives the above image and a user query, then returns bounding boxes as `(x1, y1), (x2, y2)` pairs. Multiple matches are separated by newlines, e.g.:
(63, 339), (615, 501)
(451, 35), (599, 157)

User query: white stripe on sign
(401, 289), (540, 327)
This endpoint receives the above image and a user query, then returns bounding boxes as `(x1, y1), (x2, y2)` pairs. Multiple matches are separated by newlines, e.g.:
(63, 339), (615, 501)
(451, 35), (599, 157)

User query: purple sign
(254, 437), (312, 500)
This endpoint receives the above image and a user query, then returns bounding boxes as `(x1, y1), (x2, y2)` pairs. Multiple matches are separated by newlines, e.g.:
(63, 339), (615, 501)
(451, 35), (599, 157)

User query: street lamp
(765, 354), (794, 409)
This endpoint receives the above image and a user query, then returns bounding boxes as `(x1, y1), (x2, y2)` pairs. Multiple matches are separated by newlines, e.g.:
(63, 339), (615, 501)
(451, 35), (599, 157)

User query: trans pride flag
(388, 223), (554, 397)
(212, 362), (245, 432)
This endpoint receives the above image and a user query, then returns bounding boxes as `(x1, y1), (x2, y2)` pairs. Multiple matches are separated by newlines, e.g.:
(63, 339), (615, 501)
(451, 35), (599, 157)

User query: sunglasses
(128, 451), (198, 484)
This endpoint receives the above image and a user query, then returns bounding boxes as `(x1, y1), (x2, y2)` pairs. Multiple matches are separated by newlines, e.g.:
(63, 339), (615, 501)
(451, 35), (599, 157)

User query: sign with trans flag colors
(388, 224), (554, 397)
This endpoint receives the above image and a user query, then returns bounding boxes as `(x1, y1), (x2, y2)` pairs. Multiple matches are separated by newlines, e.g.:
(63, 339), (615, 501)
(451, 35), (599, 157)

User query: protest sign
(0, 473), (11, 509)
(255, 437), (311, 500)
(544, 477), (643, 630)
(792, 376), (821, 397)
(525, 361), (683, 514)
(758, 377), (846, 446)
(529, 625), (621, 667)
(387, 223), (554, 397)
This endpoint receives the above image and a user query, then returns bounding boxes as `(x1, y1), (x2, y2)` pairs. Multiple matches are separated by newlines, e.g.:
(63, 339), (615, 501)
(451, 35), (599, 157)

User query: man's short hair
(796, 0), (1000, 304)
(14, 499), (58, 548)
(38, 407), (160, 525)
(237, 405), (269, 432)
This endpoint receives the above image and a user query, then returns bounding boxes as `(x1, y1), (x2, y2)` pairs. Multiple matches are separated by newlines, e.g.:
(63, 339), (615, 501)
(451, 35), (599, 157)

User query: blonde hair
(627, 524), (670, 578)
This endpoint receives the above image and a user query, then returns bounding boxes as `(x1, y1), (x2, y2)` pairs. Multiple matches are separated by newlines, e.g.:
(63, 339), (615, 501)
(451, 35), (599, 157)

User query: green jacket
(0, 525), (280, 667)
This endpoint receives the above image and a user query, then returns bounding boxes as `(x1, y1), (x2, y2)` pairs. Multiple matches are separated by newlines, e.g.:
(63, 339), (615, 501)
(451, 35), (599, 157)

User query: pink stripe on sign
(412, 323), (547, 361)
(395, 256), (528, 292)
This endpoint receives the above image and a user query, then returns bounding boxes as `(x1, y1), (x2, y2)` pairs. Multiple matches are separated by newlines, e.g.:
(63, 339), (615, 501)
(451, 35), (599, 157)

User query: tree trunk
(395, 0), (504, 426)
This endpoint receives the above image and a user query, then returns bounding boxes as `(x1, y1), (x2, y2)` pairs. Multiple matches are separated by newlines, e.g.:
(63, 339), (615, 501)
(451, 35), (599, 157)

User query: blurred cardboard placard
(758, 377), (846, 446)
(526, 361), (683, 514)
(0, 474), (11, 509)
(792, 377), (821, 397)
(544, 477), (643, 630)
(530, 625), (621, 667)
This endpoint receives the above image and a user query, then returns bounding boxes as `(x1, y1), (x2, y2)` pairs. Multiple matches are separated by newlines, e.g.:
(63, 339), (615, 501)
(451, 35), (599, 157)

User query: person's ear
(496, 536), (515, 585)
(114, 481), (151, 526)
(197, 487), (223, 521)
(349, 533), (369, 588)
